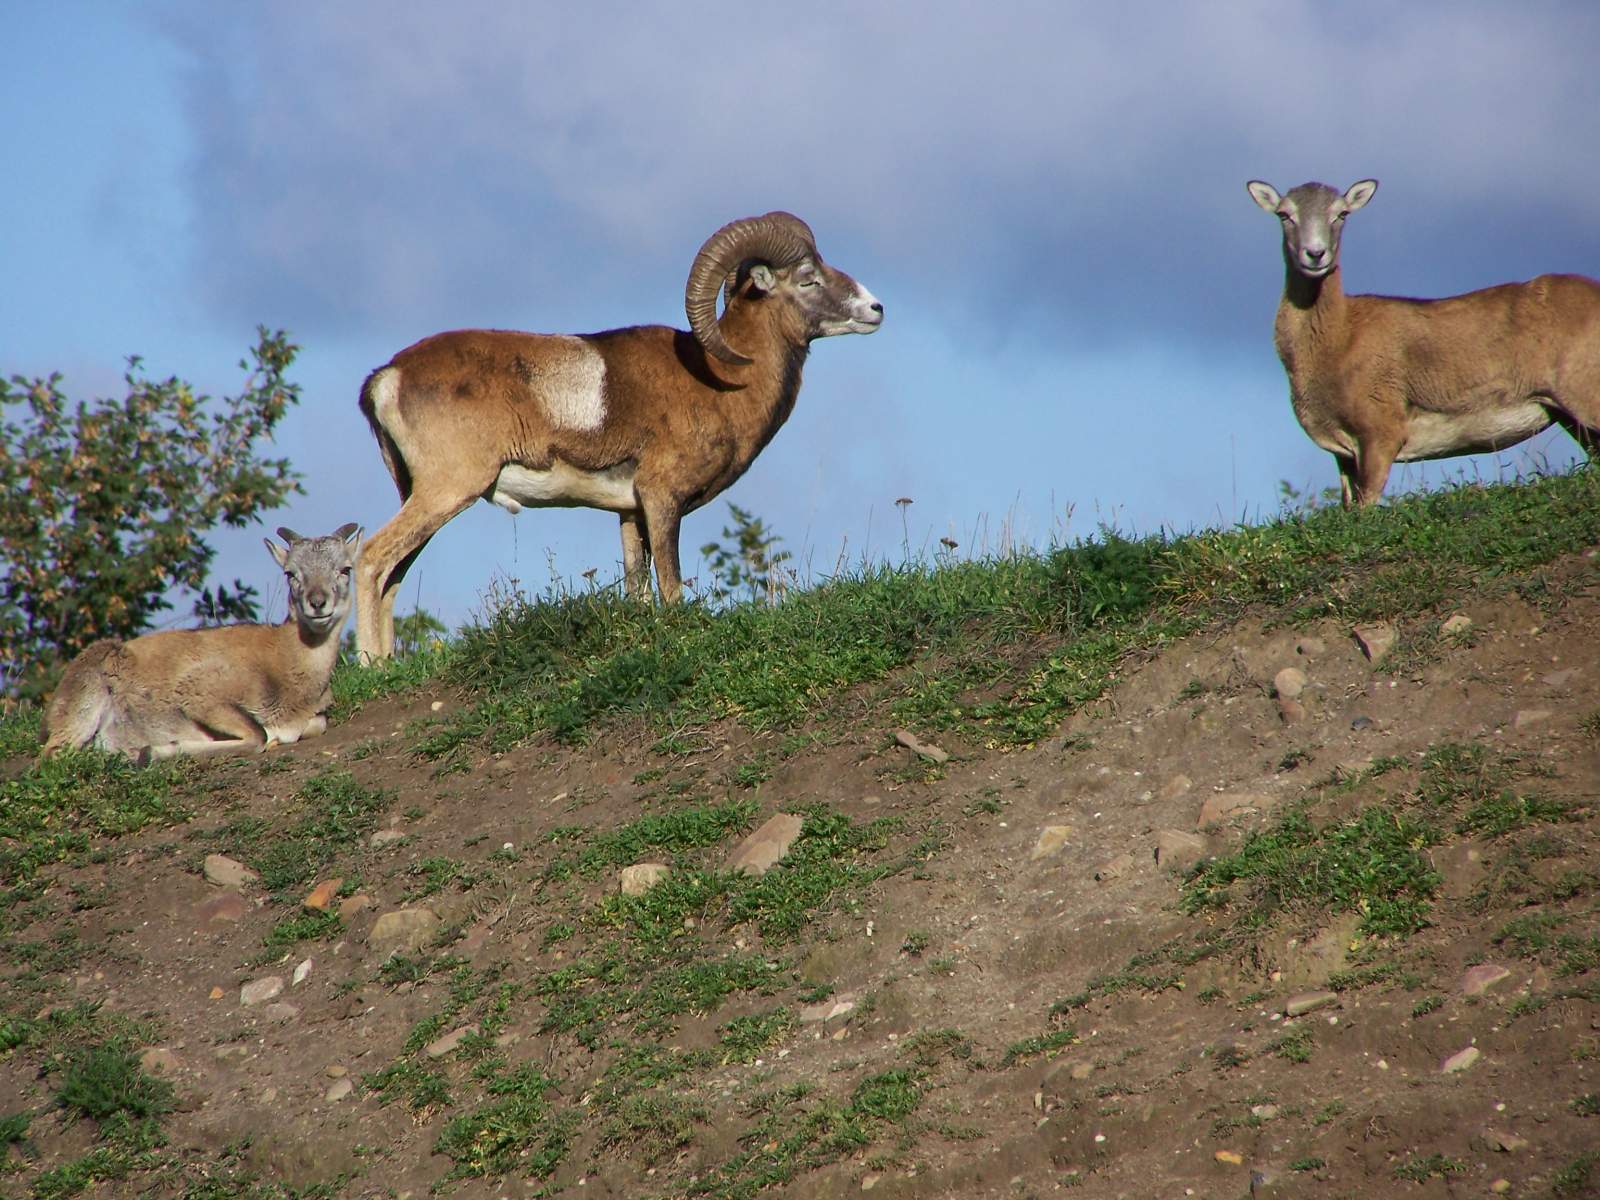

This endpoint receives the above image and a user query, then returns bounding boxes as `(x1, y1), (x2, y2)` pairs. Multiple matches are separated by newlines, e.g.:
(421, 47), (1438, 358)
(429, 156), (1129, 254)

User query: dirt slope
(3, 556), (1598, 1199)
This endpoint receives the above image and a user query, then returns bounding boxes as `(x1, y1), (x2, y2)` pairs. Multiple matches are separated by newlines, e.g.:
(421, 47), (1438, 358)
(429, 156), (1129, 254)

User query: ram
(1248, 178), (1600, 505)
(40, 523), (361, 761)
(354, 211), (883, 661)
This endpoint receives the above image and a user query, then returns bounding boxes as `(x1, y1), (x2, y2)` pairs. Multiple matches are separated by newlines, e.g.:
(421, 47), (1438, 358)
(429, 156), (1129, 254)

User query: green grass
(433, 1064), (572, 1181)
(1001, 1027), (1079, 1066)
(389, 468), (1600, 760)
(1392, 1152), (1468, 1182)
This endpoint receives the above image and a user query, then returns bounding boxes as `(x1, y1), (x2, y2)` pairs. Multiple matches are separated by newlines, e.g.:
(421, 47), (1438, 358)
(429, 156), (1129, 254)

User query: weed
(1410, 994), (1444, 1018)
(260, 908), (342, 956)
(434, 1064), (571, 1179)
(1393, 1152), (1468, 1182)
(1268, 1027), (1313, 1063)
(900, 930), (931, 956)
(1553, 1152), (1600, 1197)
(1571, 1093), (1600, 1117)
(54, 1038), (174, 1148)
(1289, 1156), (1326, 1171)
(1002, 1028), (1078, 1066)
(718, 1009), (797, 1064)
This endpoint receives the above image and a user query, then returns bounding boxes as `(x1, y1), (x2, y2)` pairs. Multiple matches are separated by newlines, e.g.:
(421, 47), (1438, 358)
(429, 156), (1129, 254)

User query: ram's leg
(639, 494), (686, 604)
(619, 511), (652, 599)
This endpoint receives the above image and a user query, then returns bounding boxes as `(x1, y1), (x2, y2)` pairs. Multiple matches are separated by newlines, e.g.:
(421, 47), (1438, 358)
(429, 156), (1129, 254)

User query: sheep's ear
(747, 263), (776, 294)
(276, 527), (301, 543)
(1344, 179), (1378, 210)
(333, 522), (361, 544)
(1247, 180), (1282, 212)
(266, 537), (289, 568)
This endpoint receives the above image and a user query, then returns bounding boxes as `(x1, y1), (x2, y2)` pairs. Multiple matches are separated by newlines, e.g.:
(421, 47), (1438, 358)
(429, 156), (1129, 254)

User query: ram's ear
(1343, 179), (1378, 211)
(746, 263), (776, 295)
(266, 537), (289, 568)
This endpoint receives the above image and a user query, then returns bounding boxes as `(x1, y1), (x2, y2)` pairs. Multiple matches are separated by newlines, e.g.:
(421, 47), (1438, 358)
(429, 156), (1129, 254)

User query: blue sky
(5, 2), (1598, 632)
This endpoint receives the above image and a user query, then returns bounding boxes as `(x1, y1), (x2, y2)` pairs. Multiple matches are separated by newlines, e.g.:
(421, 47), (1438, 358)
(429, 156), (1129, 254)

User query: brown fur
(40, 524), (360, 761)
(355, 234), (881, 661)
(1250, 179), (1600, 504)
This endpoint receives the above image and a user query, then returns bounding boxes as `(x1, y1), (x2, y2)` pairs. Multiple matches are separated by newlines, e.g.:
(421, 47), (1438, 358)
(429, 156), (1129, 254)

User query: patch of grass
(0, 704), (43, 759)
(1289, 1156), (1325, 1172)
(1267, 1027), (1313, 1063)
(259, 908), (343, 956)
(0, 1109), (30, 1144)
(1552, 1151), (1600, 1198)
(718, 1009), (797, 1064)
(1002, 1028), (1078, 1066)
(329, 647), (450, 717)
(1410, 994), (1444, 1018)
(1494, 911), (1600, 977)
(205, 769), (389, 897)
(1393, 1152), (1468, 1182)
(54, 1038), (174, 1149)
(1182, 801), (1441, 936)
(434, 1064), (572, 1180)
(1571, 1093), (1600, 1117)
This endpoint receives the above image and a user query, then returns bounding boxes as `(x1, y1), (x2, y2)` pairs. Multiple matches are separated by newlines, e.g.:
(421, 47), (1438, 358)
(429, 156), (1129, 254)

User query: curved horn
(685, 212), (817, 365)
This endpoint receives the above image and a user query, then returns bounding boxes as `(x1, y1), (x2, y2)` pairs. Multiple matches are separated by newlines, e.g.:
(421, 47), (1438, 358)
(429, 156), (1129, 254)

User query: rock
(1543, 668), (1578, 689)
(368, 908), (441, 958)
(1093, 853), (1135, 882)
(1513, 708), (1552, 731)
(208, 986), (225, 1000)
(1480, 1129), (1529, 1153)
(799, 997), (856, 1025)
(1159, 774), (1193, 801)
(325, 1064), (348, 1078)
(240, 976), (285, 1006)
(324, 1077), (354, 1103)
(139, 1047), (179, 1075)
(1490, 1179), (1511, 1194)
(1196, 792), (1273, 828)
(1441, 613), (1473, 637)
(292, 958), (313, 986)
(1068, 1061), (1094, 1080)
(424, 1024), (479, 1058)
(1295, 636), (1327, 659)
(261, 1002), (300, 1023)
(194, 892), (248, 925)
(619, 863), (671, 896)
(1441, 1045), (1481, 1073)
(1277, 697), (1308, 725)
(338, 893), (375, 918)
(203, 854), (258, 888)
(1285, 990), (1338, 1017)
(1249, 1104), (1279, 1120)
(1460, 963), (1511, 996)
(893, 728), (949, 764)
(303, 878), (342, 911)
(1273, 667), (1308, 700)
(1030, 826), (1072, 860)
(370, 829), (407, 848)
(1214, 1149), (1243, 1165)
(1352, 623), (1396, 664)
(1350, 715), (1374, 731)
(861, 1173), (880, 1192)
(1152, 829), (1206, 871)
(729, 814), (805, 877)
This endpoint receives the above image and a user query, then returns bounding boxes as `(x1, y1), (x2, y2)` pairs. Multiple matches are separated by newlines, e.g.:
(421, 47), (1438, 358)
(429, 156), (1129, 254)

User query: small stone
(1153, 829), (1206, 871)
(1295, 636), (1327, 659)
(861, 1173), (880, 1192)
(424, 1023), (479, 1058)
(1460, 963), (1512, 996)
(1543, 668), (1578, 689)
(240, 976), (285, 1006)
(1069, 1062), (1094, 1080)
(203, 854), (258, 888)
(325, 1064), (348, 1078)
(893, 728), (949, 764)
(1350, 715), (1374, 731)
(1442, 1045), (1481, 1074)
(1490, 1179), (1511, 1194)
(303, 878), (342, 911)
(1215, 1149), (1243, 1165)
(1352, 622), (1397, 664)
(1441, 613), (1473, 637)
(493, 1032), (522, 1049)
(139, 1047), (179, 1075)
(1273, 667), (1308, 700)
(1513, 709), (1552, 731)
(368, 908), (441, 958)
(1249, 1104), (1279, 1120)
(292, 958), (313, 986)
(208, 986), (225, 1000)
(1481, 1129), (1529, 1153)
(195, 892), (248, 924)
(261, 1002), (300, 1023)
(1277, 697), (1307, 725)
(619, 863), (671, 896)
(370, 829), (407, 848)
(800, 998), (856, 1024)
(338, 893), (374, 918)
(324, 1077), (354, 1103)
(728, 814), (805, 877)
(1159, 774), (1193, 801)
(1030, 826), (1072, 860)
(1196, 792), (1272, 828)
(1094, 853), (1135, 882)
(1285, 990), (1337, 1017)
(430, 700), (444, 712)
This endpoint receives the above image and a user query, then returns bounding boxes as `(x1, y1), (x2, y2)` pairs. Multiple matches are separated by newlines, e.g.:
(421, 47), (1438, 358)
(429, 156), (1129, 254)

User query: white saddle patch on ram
(531, 337), (608, 431)
(1399, 402), (1553, 461)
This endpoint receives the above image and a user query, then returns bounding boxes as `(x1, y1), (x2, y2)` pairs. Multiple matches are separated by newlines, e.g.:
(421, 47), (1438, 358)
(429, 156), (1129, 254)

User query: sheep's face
(750, 257), (883, 341)
(1249, 179), (1376, 280)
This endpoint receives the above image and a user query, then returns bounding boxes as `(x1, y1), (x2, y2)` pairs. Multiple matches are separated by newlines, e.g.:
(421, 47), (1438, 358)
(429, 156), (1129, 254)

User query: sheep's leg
(1352, 432), (1403, 506)
(1335, 456), (1358, 508)
(357, 487), (482, 661)
(619, 511), (652, 599)
(144, 705), (272, 762)
(639, 494), (686, 604)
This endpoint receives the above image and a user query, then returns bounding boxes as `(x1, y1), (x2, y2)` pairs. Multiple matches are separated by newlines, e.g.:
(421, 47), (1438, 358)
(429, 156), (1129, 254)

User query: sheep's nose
(869, 301), (884, 316)
(1305, 248), (1326, 264)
